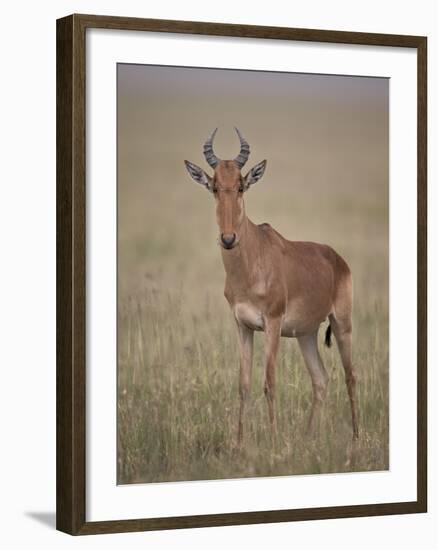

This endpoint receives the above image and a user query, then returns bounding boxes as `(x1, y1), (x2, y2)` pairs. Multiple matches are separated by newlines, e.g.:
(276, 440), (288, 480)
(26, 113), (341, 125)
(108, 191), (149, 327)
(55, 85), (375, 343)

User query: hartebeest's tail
(325, 324), (332, 348)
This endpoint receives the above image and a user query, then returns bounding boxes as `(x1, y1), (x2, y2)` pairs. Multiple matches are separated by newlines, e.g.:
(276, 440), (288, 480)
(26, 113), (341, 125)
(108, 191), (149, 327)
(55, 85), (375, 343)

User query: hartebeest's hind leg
(263, 317), (282, 436)
(236, 322), (254, 447)
(297, 331), (329, 436)
(329, 313), (359, 439)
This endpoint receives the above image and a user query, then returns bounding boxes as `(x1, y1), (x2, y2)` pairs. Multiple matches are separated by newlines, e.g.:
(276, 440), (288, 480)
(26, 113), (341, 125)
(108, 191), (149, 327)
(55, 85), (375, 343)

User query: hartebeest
(184, 128), (358, 446)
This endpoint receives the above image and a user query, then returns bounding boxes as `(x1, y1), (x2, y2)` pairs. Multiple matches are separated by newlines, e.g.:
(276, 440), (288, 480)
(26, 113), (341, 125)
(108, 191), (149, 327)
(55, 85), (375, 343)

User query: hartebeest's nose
(221, 233), (236, 248)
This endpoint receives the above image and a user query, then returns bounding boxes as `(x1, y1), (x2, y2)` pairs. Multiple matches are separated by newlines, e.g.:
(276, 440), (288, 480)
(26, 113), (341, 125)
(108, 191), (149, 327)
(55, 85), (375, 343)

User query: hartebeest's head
(184, 128), (267, 250)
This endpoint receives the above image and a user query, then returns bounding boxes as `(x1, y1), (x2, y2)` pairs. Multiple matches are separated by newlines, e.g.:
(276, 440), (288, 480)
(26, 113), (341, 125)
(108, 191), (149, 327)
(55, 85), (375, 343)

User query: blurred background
(117, 63), (389, 484)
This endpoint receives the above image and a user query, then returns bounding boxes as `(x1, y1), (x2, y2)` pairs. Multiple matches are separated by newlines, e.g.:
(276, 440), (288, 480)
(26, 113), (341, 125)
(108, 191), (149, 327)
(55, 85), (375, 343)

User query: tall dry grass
(116, 162), (389, 485)
(117, 65), (388, 484)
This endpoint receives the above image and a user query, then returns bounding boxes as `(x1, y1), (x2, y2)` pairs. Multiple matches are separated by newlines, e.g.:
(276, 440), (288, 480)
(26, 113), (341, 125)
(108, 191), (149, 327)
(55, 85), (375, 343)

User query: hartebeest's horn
(203, 128), (220, 168)
(234, 127), (250, 168)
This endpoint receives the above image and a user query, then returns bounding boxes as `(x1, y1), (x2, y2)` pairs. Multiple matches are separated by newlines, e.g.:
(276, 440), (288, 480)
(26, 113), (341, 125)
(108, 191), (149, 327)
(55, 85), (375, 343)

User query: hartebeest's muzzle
(220, 233), (237, 249)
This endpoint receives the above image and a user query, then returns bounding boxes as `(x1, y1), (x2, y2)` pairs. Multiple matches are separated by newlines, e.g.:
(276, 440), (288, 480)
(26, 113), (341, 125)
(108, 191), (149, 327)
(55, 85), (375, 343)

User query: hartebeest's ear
(184, 160), (213, 192)
(243, 160), (267, 190)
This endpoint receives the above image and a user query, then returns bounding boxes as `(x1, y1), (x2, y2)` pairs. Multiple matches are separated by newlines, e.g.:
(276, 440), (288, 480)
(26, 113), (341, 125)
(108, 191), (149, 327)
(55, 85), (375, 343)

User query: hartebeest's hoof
(344, 434), (359, 468)
(305, 421), (320, 440)
(231, 439), (247, 458)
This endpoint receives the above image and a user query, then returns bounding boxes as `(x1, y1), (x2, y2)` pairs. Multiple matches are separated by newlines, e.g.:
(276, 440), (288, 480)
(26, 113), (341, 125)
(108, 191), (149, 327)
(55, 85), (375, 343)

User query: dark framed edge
(56, 13), (427, 536)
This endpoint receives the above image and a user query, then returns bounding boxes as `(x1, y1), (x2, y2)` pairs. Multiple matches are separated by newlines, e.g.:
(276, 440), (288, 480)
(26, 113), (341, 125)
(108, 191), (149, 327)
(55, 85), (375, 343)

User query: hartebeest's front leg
(297, 331), (329, 435)
(263, 317), (282, 435)
(236, 322), (254, 447)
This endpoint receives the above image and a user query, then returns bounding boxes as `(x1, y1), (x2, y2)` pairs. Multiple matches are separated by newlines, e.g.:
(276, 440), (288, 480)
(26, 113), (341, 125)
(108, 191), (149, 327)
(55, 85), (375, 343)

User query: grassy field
(117, 162), (389, 485)
(117, 66), (388, 484)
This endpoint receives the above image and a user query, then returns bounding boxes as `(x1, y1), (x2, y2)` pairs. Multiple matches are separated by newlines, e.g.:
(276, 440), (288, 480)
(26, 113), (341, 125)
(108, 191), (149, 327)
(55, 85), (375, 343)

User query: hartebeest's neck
(220, 214), (263, 294)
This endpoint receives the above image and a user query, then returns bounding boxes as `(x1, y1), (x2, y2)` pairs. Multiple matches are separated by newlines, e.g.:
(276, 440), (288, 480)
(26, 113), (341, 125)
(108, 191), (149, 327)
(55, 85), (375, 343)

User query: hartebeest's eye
(238, 184), (244, 193)
(213, 188), (218, 195)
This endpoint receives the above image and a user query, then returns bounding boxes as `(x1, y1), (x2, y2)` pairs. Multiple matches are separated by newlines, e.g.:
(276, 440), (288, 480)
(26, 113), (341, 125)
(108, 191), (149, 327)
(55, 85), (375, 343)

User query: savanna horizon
(117, 64), (389, 484)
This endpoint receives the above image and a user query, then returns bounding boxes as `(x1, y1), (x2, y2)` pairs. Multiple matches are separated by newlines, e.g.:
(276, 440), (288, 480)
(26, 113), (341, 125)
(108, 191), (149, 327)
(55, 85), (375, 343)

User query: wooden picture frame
(56, 13), (427, 535)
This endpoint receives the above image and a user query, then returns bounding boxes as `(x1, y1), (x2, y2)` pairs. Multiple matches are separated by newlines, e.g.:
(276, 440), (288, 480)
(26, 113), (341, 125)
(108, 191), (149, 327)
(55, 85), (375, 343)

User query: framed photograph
(56, 14), (427, 535)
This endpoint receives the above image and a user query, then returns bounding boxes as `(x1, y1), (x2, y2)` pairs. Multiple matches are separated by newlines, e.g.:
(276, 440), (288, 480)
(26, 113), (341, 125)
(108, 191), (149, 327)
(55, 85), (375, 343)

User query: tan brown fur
(185, 146), (358, 447)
